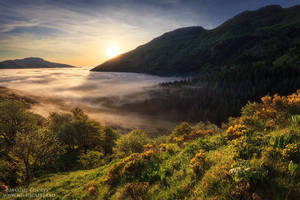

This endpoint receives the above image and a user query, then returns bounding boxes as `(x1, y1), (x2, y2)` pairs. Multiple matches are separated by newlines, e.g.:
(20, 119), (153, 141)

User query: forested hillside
(1, 3), (300, 200)
(92, 5), (300, 76)
(90, 5), (300, 126)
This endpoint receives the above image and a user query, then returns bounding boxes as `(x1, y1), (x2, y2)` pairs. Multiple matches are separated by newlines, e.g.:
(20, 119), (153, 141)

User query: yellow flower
(282, 144), (298, 158)
(226, 124), (247, 139)
(190, 150), (206, 174)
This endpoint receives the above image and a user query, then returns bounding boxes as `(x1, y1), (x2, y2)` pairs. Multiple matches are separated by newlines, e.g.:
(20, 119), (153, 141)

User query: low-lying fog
(0, 67), (181, 133)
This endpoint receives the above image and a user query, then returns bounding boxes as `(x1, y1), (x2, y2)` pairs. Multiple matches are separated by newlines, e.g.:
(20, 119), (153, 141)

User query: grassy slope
(7, 91), (300, 200)
(8, 127), (299, 200)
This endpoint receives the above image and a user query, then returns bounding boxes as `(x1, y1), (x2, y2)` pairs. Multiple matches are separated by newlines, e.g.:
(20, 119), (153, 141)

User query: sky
(0, 0), (299, 67)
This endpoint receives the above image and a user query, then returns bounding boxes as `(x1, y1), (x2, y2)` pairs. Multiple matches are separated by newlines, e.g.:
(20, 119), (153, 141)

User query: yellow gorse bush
(190, 150), (206, 174)
(226, 124), (247, 139)
(189, 129), (214, 139)
(287, 89), (300, 105)
(239, 91), (300, 130)
(103, 150), (157, 185)
(259, 91), (300, 120)
(282, 143), (299, 159)
(143, 144), (153, 150)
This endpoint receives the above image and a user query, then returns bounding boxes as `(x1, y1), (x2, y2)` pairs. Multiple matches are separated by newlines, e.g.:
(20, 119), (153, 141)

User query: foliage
(226, 124), (247, 139)
(228, 162), (268, 184)
(78, 151), (104, 170)
(282, 143), (299, 160)
(0, 100), (31, 147)
(85, 181), (99, 199)
(12, 128), (64, 181)
(49, 108), (104, 153)
(103, 149), (158, 186)
(0, 159), (20, 187)
(114, 130), (150, 157)
(117, 181), (149, 200)
(71, 107), (103, 153)
(102, 127), (119, 155)
(2, 90), (300, 200)
(190, 150), (206, 175)
(288, 160), (298, 176)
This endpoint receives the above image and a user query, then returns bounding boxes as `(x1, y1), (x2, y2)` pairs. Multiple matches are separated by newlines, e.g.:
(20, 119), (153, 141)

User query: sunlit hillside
(1, 89), (300, 199)
(1, 2), (300, 200)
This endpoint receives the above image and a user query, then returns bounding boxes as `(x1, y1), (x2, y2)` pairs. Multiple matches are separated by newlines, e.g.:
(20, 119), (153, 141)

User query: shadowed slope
(92, 5), (300, 76)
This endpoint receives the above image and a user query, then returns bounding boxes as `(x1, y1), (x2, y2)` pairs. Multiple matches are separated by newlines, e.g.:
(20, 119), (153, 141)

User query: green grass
(2, 93), (300, 200)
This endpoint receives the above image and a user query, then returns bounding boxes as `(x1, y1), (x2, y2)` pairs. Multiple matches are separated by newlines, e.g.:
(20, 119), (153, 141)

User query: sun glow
(106, 45), (121, 59)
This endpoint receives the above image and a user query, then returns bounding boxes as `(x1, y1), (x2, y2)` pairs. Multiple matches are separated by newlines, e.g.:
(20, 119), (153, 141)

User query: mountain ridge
(0, 57), (77, 69)
(91, 4), (300, 76)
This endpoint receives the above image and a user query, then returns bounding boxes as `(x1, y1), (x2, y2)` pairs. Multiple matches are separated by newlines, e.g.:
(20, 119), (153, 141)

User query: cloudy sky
(0, 0), (299, 67)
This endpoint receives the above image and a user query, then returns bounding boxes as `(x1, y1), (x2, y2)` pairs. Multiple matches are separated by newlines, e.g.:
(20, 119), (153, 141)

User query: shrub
(229, 162), (268, 184)
(117, 181), (149, 200)
(282, 144), (299, 160)
(85, 181), (99, 199)
(226, 124), (247, 140)
(55, 151), (79, 171)
(269, 131), (293, 148)
(168, 122), (192, 142)
(230, 135), (262, 160)
(190, 150), (206, 175)
(261, 147), (282, 167)
(0, 159), (20, 187)
(159, 143), (180, 154)
(102, 127), (119, 155)
(189, 129), (214, 140)
(102, 161), (124, 185)
(114, 130), (150, 157)
(103, 150), (158, 185)
(78, 151), (104, 169)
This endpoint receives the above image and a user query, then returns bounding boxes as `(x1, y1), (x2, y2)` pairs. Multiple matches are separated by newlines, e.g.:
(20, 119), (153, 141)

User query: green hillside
(1, 89), (300, 200)
(92, 5), (300, 76)
(1, 4), (300, 200)
(91, 5), (300, 126)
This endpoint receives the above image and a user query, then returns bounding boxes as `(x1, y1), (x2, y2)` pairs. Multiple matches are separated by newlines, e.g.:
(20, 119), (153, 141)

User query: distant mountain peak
(21, 57), (45, 61)
(0, 57), (77, 69)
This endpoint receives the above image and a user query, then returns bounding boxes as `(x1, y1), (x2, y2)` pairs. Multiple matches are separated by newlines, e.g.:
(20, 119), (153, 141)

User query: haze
(0, 68), (181, 132)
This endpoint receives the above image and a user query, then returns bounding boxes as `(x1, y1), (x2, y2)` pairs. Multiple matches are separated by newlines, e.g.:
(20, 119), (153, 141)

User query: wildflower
(282, 143), (298, 159)
(226, 124), (247, 139)
(190, 150), (206, 174)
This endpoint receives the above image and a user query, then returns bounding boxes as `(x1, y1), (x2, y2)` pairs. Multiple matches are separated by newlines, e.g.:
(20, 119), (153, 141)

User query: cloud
(0, 0), (200, 66)
(0, 0), (299, 66)
(0, 19), (40, 33)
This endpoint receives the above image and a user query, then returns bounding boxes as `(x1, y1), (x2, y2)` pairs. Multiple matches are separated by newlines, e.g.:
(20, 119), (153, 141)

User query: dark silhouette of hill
(92, 5), (300, 76)
(0, 57), (76, 69)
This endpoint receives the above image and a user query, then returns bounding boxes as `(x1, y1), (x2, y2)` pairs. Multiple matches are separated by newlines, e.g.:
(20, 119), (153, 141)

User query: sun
(106, 45), (121, 59)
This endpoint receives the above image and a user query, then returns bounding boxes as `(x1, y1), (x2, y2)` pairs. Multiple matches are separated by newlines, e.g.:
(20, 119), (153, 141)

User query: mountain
(92, 5), (300, 76)
(0, 57), (76, 69)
